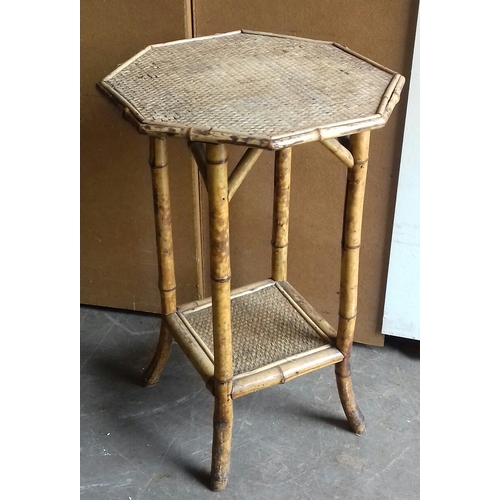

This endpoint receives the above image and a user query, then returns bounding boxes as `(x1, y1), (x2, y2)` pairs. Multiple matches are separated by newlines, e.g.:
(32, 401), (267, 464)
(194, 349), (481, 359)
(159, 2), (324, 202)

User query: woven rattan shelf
(169, 279), (343, 398)
(98, 29), (405, 491)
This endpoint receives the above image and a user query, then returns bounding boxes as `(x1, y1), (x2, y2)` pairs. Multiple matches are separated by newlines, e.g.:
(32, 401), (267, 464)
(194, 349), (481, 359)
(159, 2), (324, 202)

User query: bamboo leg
(272, 148), (292, 282)
(142, 137), (177, 388)
(335, 131), (370, 435)
(206, 143), (233, 491)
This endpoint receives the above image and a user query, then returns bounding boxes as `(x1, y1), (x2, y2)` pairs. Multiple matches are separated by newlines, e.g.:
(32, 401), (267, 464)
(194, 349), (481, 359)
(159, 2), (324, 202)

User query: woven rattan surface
(180, 283), (330, 376)
(100, 31), (403, 148)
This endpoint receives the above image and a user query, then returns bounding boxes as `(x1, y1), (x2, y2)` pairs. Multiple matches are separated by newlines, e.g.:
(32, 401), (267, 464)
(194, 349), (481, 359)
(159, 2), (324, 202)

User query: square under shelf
(167, 279), (344, 398)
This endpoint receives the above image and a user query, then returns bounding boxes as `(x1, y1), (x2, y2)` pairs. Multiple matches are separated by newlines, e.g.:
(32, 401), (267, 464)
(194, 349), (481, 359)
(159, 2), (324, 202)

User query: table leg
(335, 131), (370, 434)
(206, 143), (234, 491)
(142, 137), (177, 388)
(272, 148), (292, 282)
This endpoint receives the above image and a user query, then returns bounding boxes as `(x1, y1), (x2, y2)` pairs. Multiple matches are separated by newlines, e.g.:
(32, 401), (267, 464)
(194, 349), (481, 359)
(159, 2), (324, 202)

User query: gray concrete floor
(80, 306), (419, 500)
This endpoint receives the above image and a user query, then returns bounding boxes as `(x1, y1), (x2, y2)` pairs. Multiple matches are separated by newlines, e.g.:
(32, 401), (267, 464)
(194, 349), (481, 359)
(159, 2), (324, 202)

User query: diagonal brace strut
(321, 137), (354, 168)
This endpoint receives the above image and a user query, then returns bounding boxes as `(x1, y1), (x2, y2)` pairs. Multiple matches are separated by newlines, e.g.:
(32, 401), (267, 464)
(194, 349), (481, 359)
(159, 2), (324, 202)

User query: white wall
(382, 13), (420, 340)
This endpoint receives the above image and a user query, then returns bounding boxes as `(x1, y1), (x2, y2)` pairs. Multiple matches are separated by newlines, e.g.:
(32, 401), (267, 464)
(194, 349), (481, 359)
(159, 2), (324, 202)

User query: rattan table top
(98, 30), (404, 150)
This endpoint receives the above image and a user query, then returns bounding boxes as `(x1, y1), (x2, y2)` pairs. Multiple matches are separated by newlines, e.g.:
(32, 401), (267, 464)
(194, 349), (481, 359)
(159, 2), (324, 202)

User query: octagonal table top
(98, 30), (404, 150)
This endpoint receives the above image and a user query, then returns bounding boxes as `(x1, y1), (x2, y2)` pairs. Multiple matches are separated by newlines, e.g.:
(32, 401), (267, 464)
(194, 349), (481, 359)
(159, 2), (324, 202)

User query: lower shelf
(166, 279), (344, 398)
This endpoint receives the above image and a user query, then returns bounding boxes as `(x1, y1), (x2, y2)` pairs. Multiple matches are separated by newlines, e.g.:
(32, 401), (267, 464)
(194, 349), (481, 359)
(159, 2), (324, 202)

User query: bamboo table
(97, 30), (404, 491)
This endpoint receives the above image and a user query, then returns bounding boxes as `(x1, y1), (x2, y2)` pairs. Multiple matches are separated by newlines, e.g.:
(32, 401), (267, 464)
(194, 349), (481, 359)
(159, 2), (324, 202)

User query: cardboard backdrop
(81, 0), (419, 346)
(81, 0), (200, 311)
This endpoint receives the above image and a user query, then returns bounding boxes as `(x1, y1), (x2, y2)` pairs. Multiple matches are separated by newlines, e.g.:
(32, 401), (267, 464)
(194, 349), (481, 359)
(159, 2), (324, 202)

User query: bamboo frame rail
(231, 345), (343, 398)
(164, 313), (214, 385)
(334, 130), (370, 435)
(206, 143), (233, 491)
(142, 137), (177, 388)
(227, 148), (263, 201)
(179, 279), (274, 314)
(277, 281), (337, 340)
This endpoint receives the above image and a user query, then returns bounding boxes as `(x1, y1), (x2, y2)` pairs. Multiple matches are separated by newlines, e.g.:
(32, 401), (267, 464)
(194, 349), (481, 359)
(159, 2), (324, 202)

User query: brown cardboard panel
(81, 0), (200, 312)
(194, 0), (419, 345)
